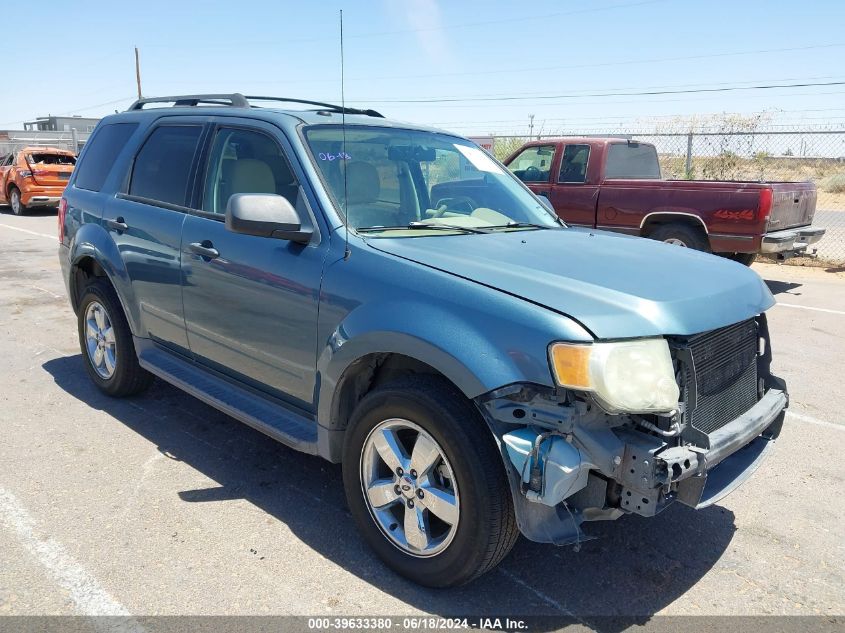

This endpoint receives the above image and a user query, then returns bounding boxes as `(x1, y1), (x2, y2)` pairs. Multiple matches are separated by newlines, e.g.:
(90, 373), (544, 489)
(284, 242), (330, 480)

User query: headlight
(549, 338), (679, 414)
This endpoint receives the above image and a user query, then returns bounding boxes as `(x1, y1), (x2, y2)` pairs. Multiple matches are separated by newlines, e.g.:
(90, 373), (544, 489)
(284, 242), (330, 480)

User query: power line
(139, 42), (845, 88)
(370, 89), (845, 110)
(0, 97), (134, 128)
(432, 108), (845, 126)
(349, 74), (845, 105)
(340, 42), (845, 84)
(354, 80), (845, 105)
(139, 0), (668, 50)
(344, 0), (668, 38)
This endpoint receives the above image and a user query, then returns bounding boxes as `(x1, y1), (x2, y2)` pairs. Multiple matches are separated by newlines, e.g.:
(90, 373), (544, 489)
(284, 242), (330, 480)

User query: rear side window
(129, 126), (203, 207)
(605, 143), (661, 179)
(558, 144), (590, 183)
(74, 122), (138, 191)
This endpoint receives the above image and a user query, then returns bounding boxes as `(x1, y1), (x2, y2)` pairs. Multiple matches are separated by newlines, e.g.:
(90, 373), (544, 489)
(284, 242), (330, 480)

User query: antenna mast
(340, 10), (351, 260)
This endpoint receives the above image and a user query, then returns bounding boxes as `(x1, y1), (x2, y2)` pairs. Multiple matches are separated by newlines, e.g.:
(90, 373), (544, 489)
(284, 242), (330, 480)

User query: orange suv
(0, 146), (76, 215)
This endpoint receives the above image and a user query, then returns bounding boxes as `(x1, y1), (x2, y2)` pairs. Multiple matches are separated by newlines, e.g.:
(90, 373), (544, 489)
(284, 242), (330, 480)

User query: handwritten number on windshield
(318, 152), (351, 161)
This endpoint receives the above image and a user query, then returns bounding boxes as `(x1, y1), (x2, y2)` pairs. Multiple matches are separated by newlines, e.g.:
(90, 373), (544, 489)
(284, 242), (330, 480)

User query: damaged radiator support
(479, 370), (786, 545)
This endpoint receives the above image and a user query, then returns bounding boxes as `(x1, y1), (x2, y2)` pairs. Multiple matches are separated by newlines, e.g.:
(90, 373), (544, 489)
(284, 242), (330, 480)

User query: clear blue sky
(2, 0), (844, 135)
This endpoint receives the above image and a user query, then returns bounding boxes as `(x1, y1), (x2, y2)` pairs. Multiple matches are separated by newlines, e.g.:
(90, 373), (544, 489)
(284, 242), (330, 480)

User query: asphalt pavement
(0, 209), (842, 622)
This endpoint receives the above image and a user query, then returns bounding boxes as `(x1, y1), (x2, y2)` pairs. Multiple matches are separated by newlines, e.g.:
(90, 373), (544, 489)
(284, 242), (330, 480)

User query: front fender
(69, 222), (141, 335)
(316, 297), (591, 429)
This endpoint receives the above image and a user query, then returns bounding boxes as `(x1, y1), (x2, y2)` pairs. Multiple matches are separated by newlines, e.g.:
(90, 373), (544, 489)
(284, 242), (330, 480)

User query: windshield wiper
(357, 223), (489, 235)
(484, 222), (552, 230)
(408, 221), (490, 234)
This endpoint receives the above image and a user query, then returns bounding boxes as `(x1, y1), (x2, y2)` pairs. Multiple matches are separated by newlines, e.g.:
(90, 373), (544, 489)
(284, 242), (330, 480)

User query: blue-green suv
(58, 94), (787, 587)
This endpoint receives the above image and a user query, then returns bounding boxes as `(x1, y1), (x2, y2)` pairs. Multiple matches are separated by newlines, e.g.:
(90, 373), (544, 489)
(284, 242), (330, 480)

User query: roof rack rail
(126, 93), (383, 117)
(127, 93), (250, 110)
(244, 95), (383, 118)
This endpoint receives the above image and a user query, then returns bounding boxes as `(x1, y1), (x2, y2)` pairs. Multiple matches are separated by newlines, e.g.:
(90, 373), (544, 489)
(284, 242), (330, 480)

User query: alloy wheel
(10, 190), (21, 215)
(360, 418), (460, 557)
(84, 301), (117, 379)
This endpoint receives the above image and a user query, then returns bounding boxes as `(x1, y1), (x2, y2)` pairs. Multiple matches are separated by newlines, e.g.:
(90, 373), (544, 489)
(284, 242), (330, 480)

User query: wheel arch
(315, 322), (553, 462)
(328, 349), (473, 434)
(640, 211), (708, 236)
(68, 224), (140, 334)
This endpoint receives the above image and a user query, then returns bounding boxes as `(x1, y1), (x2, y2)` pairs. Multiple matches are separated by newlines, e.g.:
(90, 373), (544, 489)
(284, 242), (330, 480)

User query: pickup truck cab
(0, 146), (76, 215)
(59, 95), (787, 587)
(505, 138), (825, 264)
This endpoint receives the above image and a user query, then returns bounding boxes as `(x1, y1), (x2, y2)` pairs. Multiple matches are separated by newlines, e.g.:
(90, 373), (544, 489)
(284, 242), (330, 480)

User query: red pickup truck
(504, 138), (825, 264)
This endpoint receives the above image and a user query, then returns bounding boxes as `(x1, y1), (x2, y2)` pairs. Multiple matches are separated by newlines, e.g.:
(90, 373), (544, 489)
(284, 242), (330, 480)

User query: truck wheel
(724, 252), (757, 266)
(9, 188), (26, 216)
(648, 222), (710, 252)
(77, 279), (153, 397)
(342, 376), (518, 587)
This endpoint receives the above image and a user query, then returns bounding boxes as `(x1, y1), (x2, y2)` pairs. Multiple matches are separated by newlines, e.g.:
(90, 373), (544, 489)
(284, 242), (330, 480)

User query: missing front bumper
(482, 381), (787, 543)
(674, 389), (786, 509)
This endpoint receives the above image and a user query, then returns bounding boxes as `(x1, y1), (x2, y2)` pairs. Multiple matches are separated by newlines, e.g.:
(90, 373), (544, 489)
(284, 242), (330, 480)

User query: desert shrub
(821, 174), (845, 193)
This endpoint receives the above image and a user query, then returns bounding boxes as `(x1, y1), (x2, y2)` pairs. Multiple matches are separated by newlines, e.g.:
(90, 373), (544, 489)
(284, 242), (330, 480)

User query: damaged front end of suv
(479, 314), (787, 546)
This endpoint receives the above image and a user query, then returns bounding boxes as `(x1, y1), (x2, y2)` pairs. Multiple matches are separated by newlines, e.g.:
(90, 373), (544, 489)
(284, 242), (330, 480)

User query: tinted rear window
(74, 123), (138, 191)
(129, 126), (202, 207)
(605, 143), (661, 179)
(29, 153), (76, 165)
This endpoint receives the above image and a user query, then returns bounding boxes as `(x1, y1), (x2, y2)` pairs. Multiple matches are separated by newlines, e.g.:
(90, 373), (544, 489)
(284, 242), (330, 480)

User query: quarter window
(202, 128), (300, 215)
(558, 144), (590, 183)
(129, 126), (202, 206)
(508, 145), (556, 183)
(74, 122), (138, 192)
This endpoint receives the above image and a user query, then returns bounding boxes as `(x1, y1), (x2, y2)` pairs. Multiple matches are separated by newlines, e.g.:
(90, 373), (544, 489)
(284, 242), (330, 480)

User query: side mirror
(537, 194), (554, 213)
(226, 193), (312, 244)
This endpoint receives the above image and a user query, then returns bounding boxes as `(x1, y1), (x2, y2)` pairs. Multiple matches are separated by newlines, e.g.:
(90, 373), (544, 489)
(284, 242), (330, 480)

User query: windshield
(303, 126), (560, 235)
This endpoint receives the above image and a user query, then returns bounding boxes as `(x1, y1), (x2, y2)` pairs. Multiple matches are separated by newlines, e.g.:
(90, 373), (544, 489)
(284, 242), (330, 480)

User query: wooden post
(134, 47), (142, 100)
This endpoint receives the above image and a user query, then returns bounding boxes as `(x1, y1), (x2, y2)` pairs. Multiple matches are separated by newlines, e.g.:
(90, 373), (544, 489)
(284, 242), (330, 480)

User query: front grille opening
(680, 319), (760, 435)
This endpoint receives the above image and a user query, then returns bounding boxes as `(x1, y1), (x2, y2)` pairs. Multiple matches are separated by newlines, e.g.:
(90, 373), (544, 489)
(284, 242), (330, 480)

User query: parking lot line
(497, 567), (578, 618)
(786, 410), (844, 430)
(775, 302), (845, 316)
(0, 487), (143, 629)
(0, 222), (55, 241)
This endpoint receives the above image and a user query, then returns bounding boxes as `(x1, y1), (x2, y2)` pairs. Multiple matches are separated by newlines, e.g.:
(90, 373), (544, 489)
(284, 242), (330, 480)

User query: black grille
(681, 319), (760, 435)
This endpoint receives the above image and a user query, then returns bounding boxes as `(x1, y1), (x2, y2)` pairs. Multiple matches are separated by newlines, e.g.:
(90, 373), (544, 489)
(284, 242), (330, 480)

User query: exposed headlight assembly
(549, 338), (680, 414)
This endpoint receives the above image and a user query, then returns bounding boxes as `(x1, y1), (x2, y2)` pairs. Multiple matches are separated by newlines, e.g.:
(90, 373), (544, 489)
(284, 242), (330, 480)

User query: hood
(366, 227), (774, 339)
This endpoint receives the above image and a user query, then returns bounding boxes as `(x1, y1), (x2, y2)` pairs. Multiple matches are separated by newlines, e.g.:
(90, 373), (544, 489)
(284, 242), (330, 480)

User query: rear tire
(647, 222), (710, 252)
(722, 252), (757, 266)
(342, 375), (518, 587)
(9, 188), (25, 216)
(77, 279), (153, 397)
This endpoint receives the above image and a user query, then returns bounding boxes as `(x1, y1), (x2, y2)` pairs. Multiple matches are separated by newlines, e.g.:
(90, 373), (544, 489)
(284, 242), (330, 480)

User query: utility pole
(528, 114), (535, 139)
(134, 47), (142, 100)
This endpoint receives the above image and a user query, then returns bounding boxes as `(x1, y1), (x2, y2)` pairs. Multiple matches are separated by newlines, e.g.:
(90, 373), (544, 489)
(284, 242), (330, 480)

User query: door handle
(105, 217), (128, 232)
(188, 241), (220, 260)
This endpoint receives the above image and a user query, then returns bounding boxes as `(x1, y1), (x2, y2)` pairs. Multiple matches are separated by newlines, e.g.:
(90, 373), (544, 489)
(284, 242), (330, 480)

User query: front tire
(9, 188), (25, 216)
(648, 222), (710, 252)
(342, 376), (518, 587)
(77, 279), (153, 397)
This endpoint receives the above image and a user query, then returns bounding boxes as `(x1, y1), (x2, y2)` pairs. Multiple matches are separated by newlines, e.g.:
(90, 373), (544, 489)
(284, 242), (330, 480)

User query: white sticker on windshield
(454, 144), (504, 174)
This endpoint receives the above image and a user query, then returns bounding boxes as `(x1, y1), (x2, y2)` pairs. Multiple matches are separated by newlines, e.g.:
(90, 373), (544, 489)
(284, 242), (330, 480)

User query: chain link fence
(0, 130), (88, 158)
(486, 128), (845, 265)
